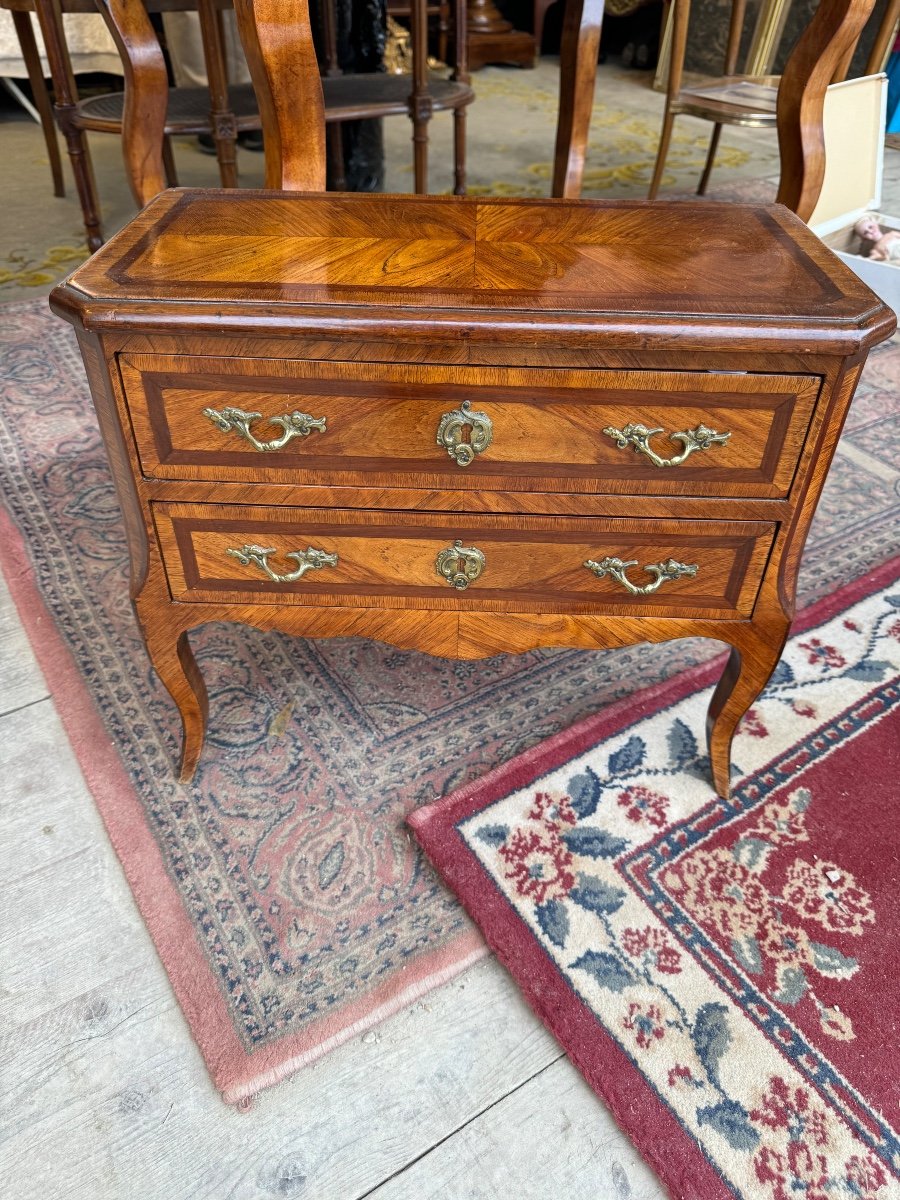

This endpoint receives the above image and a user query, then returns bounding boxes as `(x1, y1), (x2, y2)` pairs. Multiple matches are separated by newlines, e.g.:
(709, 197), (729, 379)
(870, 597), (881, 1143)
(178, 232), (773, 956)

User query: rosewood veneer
(50, 191), (895, 796)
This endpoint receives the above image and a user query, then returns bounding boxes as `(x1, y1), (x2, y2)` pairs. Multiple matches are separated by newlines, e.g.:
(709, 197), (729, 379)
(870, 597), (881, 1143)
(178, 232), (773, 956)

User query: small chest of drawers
(51, 190), (894, 796)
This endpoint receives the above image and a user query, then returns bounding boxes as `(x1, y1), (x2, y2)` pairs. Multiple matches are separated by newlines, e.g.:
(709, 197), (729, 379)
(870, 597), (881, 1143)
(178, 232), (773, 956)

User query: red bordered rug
(409, 557), (900, 1200)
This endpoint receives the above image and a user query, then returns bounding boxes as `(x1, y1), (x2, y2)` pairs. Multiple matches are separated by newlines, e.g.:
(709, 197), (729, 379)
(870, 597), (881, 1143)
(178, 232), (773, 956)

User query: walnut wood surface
(232, 0), (326, 192)
(51, 191), (895, 795)
(552, 0), (605, 198)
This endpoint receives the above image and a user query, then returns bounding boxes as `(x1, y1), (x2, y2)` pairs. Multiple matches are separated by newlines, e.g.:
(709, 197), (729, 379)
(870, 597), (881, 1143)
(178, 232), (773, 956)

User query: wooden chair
(231, 0), (326, 190)
(0, 0), (67, 196)
(30, 0), (259, 250)
(647, 0), (898, 200)
(26, 0), (471, 251)
(550, 0), (605, 197)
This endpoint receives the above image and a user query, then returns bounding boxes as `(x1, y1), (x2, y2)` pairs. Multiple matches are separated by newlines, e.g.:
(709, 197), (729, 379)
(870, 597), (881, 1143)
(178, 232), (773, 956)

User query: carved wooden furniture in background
(50, 190), (894, 797)
(0, 0), (66, 195)
(30, 0), (255, 250)
(26, 0), (471, 250)
(646, 0), (888, 201)
(317, 0), (472, 194)
(466, 0), (534, 69)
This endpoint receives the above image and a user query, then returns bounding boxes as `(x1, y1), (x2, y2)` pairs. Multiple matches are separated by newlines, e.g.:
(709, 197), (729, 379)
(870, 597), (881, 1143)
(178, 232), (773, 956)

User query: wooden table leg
(552, 0), (604, 198)
(706, 622), (790, 798)
(11, 8), (65, 197)
(408, 0), (433, 193)
(452, 0), (469, 194)
(142, 622), (209, 783)
(198, 0), (240, 189)
(35, 0), (103, 248)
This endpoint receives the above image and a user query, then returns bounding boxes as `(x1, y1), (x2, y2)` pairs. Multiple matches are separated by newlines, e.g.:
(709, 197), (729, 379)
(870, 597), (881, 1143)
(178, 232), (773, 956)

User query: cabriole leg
(706, 624), (789, 798)
(143, 626), (209, 782)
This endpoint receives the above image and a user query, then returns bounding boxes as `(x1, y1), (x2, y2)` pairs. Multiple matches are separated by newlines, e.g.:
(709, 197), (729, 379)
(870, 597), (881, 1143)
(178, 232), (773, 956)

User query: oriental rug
(1, 298), (898, 1105)
(410, 557), (900, 1200)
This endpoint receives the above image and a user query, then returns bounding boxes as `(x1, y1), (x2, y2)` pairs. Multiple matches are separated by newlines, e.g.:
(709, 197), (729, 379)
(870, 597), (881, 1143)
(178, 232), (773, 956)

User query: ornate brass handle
(226, 543), (338, 583)
(435, 540), (486, 589)
(603, 422), (730, 468)
(584, 555), (698, 595)
(436, 400), (493, 467)
(204, 406), (327, 452)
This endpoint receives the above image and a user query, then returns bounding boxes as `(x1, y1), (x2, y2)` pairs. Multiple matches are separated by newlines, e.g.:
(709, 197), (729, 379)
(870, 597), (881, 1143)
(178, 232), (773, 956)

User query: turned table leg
(706, 623), (790, 798)
(143, 626), (209, 782)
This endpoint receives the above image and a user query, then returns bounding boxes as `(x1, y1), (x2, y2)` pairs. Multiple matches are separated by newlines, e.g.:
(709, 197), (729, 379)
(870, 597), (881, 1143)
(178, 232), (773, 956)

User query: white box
(811, 73), (900, 315)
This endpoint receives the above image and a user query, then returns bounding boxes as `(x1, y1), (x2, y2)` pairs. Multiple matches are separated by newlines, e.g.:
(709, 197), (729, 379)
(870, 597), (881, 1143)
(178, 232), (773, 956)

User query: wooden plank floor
(0, 568), (666, 1199)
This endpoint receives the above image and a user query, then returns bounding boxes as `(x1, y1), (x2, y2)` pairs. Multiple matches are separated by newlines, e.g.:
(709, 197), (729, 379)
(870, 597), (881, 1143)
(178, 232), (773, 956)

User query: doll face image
(854, 215), (882, 242)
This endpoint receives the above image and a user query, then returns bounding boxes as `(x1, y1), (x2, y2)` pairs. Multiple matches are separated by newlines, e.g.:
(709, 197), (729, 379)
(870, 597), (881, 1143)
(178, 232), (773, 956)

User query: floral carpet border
(409, 556), (900, 1199)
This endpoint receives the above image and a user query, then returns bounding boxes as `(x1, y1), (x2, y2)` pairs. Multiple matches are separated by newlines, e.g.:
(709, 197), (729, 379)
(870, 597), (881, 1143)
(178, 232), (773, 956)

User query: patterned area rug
(410, 559), (900, 1200)
(0, 298), (898, 1104)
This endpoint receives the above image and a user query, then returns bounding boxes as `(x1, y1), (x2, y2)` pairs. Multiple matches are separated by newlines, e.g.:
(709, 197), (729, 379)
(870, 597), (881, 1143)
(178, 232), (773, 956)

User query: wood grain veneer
(121, 354), (819, 498)
(50, 190), (896, 795)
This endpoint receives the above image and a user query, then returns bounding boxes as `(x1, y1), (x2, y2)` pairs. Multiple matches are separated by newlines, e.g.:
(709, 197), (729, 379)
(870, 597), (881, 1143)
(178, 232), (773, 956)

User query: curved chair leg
(697, 121), (722, 195)
(144, 626), (209, 782)
(706, 623), (789, 799)
(647, 109), (676, 199)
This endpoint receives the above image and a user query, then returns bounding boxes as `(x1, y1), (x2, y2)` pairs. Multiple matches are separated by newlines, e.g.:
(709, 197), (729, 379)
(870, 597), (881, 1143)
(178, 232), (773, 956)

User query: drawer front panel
(154, 503), (777, 619)
(122, 354), (819, 498)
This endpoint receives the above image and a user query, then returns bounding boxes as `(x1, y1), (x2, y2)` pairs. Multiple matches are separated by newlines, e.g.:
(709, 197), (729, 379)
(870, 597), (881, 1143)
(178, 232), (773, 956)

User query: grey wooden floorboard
(368, 1058), (667, 1200)
(0, 567), (48, 716)
(0, 671), (666, 1200)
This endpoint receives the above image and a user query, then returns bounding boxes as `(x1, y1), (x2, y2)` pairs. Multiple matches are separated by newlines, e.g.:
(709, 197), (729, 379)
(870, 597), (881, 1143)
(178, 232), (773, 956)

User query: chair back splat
(232, 0), (326, 192)
(776, 0), (879, 222)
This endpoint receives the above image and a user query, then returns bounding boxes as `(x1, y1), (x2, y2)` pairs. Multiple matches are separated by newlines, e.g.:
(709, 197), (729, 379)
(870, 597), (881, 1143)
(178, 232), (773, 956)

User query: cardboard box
(811, 73), (900, 314)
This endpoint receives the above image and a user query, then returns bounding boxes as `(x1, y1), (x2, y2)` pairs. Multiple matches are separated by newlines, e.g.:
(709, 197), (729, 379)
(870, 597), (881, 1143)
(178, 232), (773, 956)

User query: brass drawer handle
(226, 543), (338, 584)
(603, 421), (730, 468)
(436, 400), (493, 467)
(584, 555), (698, 595)
(435, 540), (486, 589)
(204, 405), (327, 452)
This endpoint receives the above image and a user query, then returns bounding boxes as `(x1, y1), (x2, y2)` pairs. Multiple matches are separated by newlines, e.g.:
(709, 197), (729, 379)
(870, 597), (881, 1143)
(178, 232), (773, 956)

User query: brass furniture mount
(603, 421), (731, 468)
(584, 555), (698, 595)
(204, 405), (327, 451)
(436, 399), (493, 467)
(435, 540), (486, 589)
(226, 544), (339, 583)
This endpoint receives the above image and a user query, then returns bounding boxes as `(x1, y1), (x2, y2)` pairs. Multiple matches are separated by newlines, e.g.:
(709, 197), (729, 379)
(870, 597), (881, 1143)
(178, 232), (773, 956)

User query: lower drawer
(153, 503), (776, 619)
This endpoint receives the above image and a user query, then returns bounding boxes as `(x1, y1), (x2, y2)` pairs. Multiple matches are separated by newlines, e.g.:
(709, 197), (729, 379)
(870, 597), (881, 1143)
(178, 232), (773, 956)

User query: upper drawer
(120, 353), (820, 498)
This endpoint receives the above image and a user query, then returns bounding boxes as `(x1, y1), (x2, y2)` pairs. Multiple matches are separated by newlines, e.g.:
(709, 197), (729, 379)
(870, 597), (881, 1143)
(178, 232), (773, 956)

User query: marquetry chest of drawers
(51, 190), (894, 796)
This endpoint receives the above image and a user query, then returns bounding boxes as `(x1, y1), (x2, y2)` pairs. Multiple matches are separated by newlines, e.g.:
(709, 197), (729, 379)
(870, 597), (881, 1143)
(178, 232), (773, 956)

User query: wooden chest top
(53, 190), (892, 353)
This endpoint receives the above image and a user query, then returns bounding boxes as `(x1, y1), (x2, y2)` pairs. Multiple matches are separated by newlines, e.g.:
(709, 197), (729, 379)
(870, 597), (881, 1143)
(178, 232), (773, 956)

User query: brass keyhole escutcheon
(436, 399), (493, 467)
(435, 540), (486, 589)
